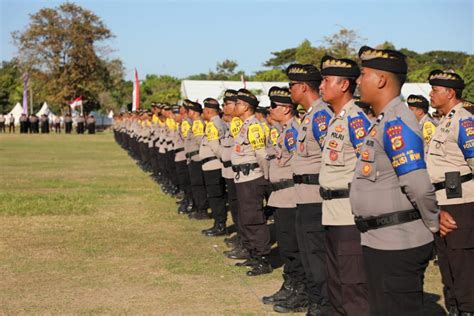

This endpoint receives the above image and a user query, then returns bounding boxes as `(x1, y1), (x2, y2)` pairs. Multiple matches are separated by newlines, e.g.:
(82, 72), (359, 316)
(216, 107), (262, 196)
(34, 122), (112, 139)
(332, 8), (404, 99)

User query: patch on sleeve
(248, 123), (266, 150)
(458, 117), (474, 158)
(205, 122), (219, 141)
(181, 120), (191, 137)
(284, 127), (298, 153)
(422, 121), (437, 145)
(348, 112), (371, 156)
(192, 120), (204, 136)
(312, 109), (332, 149)
(383, 117), (426, 176)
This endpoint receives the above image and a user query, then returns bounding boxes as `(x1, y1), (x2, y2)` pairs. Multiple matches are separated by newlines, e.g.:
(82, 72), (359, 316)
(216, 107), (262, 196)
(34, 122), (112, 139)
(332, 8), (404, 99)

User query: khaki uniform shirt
(221, 117), (243, 179)
(420, 114), (438, 152)
(350, 97), (439, 250)
(200, 115), (225, 171)
(291, 98), (333, 204)
(426, 102), (474, 206)
(268, 117), (299, 208)
(320, 100), (371, 226)
(231, 115), (268, 183)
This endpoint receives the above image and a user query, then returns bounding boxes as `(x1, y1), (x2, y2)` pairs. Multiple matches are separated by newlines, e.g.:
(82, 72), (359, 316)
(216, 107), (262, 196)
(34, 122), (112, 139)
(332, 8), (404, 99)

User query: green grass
(0, 132), (445, 314)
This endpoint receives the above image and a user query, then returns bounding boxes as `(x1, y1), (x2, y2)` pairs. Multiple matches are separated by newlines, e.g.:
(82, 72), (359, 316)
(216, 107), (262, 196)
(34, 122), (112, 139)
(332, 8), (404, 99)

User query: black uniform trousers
(203, 168), (227, 224)
(0, 122), (5, 132)
(88, 123), (95, 134)
(235, 177), (271, 256)
(77, 122), (84, 134)
(65, 122), (72, 134)
(326, 225), (369, 316)
(224, 178), (239, 230)
(188, 160), (208, 211)
(295, 203), (331, 310)
(435, 202), (474, 313)
(274, 207), (306, 283)
(176, 159), (192, 199)
(363, 241), (433, 316)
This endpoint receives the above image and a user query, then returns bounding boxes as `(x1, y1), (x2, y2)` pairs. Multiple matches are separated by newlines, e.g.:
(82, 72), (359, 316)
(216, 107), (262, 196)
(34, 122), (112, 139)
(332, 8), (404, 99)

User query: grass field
(0, 132), (446, 315)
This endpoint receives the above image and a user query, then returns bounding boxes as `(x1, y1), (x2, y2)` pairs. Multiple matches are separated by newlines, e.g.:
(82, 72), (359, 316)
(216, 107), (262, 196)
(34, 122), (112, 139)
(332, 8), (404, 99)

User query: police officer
(407, 94), (438, 149)
(199, 98), (228, 236)
(19, 113), (28, 133)
(220, 90), (243, 249)
(0, 113), (6, 133)
(186, 101), (210, 220)
(319, 55), (370, 315)
(231, 88), (272, 276)
(262, 87), (308, 313)
(8, 113), (15, 133)
(64, 114), (73, 134)
(350, 46), (439, 316)
(287, 63), (333, 315)
(427, 70), (474, 315)
(87, 114), (96, 134)
(176, 103), (194, 213)
(77, 114), (85, 134)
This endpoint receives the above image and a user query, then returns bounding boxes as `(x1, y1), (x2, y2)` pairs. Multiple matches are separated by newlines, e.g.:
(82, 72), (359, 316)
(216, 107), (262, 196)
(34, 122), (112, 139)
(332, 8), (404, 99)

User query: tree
(251, 69), (287, 82)
(462, 56), (474, 101)
(140, 75), (181, 107)
(12, 2), (114, 113)
(263, 48), (297, 69)
(0, 59), (22, 113)
(324, 26), (365, 58)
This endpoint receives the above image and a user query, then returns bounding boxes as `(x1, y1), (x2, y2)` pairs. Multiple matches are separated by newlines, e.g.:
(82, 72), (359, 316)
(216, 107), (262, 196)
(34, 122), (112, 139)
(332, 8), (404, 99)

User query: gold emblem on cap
(408, 97), (423, 103)
(429, 72), (458, 81)
(288, 67), (308, 74)
(322, 58), (352, 69)
(360, 49), (393, 61)
(270, 89), (291, 97)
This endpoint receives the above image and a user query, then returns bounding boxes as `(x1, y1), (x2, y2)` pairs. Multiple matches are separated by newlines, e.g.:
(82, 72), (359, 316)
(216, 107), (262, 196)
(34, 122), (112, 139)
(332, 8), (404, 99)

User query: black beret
(203, 97), (220, 110)
(286, 63), (322, 82)
(268, 86), (293, 105)
(428, 70), (465, 89)
(171, 105), (180, 114)
(320, 55), (360, 78)
(182, 99), (193, 108)
(223, 89), (238, 102)
(162, 103), (171, 111)
(187, 101), (203, 113)
(255, 106), (268, 115)
(237, 89), (259, 107)
(358, 46), (407, 74)
(407, 94), (429, 112)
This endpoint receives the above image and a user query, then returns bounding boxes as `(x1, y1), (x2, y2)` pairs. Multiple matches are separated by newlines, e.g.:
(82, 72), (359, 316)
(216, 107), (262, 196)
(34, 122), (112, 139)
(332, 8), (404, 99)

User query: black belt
(232, 163), (259, 179)
(175, 148), (184, 153)
(166, 141), (172, 145)
(320, 187), (350, 200)
(185, 150), (199, 159)
(270, 179), (294, 191)
(293, 174), (320, 185)
(222, 160), (232, 168)
(266, 154), (276, 161)
(433, 173), (472, 191)
(201, 156), (217, 164)
(354, 209), (421, 233)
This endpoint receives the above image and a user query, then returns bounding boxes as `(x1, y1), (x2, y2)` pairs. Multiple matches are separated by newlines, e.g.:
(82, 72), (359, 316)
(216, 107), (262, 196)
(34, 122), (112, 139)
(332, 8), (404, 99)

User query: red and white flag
(132, 68), (140, 112)
(70, 97), (82, 110)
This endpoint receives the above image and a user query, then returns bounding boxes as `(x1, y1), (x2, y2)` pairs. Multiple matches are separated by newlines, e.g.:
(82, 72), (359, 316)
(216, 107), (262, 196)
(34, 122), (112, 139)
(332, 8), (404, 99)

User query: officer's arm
(256, 148), (269, 179)
(456, 116), (474, 173)
(383, 118), (439, 233)
(249, 123), (269, 179)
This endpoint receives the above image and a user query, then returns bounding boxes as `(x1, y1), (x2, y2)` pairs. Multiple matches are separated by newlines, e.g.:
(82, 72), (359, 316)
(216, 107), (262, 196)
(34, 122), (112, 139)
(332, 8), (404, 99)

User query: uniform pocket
(297, 129), (308, 156)
(428, 132), (448, 157)
(337, 240), (366, 285)
(325, 139), (345, 166)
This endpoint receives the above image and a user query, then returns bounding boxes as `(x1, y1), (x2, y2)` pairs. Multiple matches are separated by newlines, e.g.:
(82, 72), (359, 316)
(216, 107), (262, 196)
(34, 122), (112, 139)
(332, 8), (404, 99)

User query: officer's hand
(439, 210), (457, 237)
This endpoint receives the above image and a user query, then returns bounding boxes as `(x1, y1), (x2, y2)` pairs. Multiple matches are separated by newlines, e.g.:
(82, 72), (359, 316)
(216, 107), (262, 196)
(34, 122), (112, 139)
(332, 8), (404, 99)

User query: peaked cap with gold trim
(320, 55), (360, 78)
(223, 89), (238, 102)
(286, 63), (322, 82)
(407, 94), (429, 111)
(268, 86), (293, 105)
(358, 46), (407, 74)
(203, 97), (220, 110)
(237, 88), (259, 107)
(428, 70), (465, 89)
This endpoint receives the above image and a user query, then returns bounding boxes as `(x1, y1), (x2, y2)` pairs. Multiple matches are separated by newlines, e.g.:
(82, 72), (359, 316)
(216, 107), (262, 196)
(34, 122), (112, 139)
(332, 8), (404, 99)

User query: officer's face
(289, 81), (304, 104)
(223, 101), (235, 116)
(234, 99), (247, 117)
(320, 75), (342, 104)
(429, 86), (450, 109)
(356, 67), (378, 104)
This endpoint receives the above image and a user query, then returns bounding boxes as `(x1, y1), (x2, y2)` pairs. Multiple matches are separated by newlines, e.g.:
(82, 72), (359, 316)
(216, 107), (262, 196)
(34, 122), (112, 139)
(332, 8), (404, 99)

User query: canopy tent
(6, 102), (24, 125)
(180, 80), (434, 109)
(36, 102), (57, 121)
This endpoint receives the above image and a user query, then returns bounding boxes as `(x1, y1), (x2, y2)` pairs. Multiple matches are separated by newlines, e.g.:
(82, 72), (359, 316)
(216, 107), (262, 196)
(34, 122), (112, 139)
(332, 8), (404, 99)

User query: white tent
(7, 102), (24, 125)
(180, 80), (433, 109)
(36, 102), (56, 121)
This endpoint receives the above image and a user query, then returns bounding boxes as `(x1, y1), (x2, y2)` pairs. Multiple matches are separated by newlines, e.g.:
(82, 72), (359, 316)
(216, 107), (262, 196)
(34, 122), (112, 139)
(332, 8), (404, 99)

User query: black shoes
(188, 210), (210, 220)
(246, 256), (272, 276)
(203, 223), (228, 237)
(224, 234), (241, 248)
(235, 257), (259, 267)
(262, 274), (293, 305)
(306, 303), (324, 316)
(225, 246), (251, 260)
(273, 283), (309, 313)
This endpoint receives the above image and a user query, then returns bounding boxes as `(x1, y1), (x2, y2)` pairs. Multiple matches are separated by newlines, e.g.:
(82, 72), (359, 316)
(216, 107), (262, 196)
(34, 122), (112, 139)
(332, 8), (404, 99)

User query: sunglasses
(289, 82), (303, 89)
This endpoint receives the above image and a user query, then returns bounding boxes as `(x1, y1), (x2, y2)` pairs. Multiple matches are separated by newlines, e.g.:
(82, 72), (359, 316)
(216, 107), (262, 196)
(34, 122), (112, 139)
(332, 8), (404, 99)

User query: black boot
(201, 223), (217, 235)
(177, 200), (188, 214)
(262, 274), (293, 305)
(224, 234), (241, 248)
(189, 210), (210, 220)
(306, 303), (324, 316)
(225, 246), (250, 260)
(205, 223), (228, 237)
(246, 256), (272, 276)
(273, 283), (309, 313)
(235, 257), (259, 267)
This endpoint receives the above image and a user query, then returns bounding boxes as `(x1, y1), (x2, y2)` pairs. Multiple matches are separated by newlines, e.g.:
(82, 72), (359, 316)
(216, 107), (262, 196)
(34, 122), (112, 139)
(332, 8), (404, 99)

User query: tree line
(1, 3), (472, 114)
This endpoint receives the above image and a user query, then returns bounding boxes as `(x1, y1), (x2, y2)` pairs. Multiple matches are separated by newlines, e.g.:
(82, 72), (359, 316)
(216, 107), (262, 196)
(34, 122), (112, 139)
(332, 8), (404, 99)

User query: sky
(1, 0), (473, 81)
